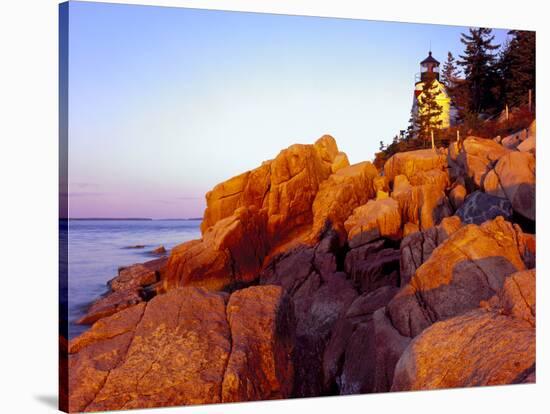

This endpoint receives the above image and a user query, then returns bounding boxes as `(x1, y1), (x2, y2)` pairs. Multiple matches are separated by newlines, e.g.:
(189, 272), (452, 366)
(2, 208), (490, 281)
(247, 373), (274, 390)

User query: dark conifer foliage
(458, 27), (500, 114)
(498, 30), (536, 108)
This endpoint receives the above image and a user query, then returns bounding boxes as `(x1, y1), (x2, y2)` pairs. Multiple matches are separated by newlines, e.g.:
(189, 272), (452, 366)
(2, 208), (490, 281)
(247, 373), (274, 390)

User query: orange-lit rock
(449, 178), (467, 210)
(399, 216), (462, 286)
(310, 161), (378, 243)
(455, 190), (513, 225)
(392, 180), (452, 231)
(496, 269), (536, 327)
(201, 165), (270, 234)
(222, 286), (295, 402)
(331, 152), (350, 173)
(69, 288), (232, 412)
(77, 289), (144, 325)
(409, 168), (449, 192)
(517, 121), (536, 154)
(201, 135), (340, 243)
(267, 136), (338, 243)
(387, 217), (528, 337)
(374, 175), (389, 193)
(454, 137), (510, 188)
(392, 310), (535, 391)
(164, 207), (268, 291)
(110, 257), (166, 292)
(483, 151), (536, 221)
(344, 198), (401, 248)
(78, 258), (167, 325)
(403, 222), (420, 237)
(69, 286), (296, 411)
(383, 149), (447, 184)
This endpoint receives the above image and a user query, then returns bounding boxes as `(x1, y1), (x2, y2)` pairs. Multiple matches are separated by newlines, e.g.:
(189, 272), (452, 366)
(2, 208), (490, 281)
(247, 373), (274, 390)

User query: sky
(65, 1), (511, 219)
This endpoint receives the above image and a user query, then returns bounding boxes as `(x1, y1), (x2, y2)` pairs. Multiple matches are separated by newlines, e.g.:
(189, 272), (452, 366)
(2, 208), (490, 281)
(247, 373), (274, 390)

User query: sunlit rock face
(451, 136), (510, 189)
(387, 216), (528, 338)
(483, 151), (536, 221)
(391, 309), (535, 391)
(383, 148), (447, 184)
(392, 270), (536, 391)
(68, 286), (294, 412)
(310, 161), (379, 244)
(70, 128), (537, 408)
(201, 135), (340, 241)
(344, 197), (402, 249)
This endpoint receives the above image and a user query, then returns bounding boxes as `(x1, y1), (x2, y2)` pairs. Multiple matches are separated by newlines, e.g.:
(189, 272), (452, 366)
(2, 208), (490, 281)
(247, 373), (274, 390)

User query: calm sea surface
(60, 219), (202, 339)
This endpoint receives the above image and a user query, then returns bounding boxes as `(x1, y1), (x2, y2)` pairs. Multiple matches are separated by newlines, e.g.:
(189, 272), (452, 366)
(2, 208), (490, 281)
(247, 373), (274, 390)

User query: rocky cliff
(66, 122), (536, 411)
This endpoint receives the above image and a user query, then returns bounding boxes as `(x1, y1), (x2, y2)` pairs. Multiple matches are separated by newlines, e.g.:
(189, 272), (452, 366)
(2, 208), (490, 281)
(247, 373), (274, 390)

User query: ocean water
(60, 219), (202, 339)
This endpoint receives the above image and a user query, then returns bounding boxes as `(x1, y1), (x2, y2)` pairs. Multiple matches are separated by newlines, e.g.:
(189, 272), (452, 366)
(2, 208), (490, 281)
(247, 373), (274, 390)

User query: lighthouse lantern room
(419, 51), (440, 82)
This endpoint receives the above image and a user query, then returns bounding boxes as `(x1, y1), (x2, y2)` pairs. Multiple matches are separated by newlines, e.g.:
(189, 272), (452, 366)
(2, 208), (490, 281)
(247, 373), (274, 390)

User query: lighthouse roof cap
(421, 51), (440, 65)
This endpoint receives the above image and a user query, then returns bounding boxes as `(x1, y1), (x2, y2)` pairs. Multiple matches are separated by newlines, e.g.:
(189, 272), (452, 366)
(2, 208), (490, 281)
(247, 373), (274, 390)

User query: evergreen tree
(458, 27), (500, 114)
(498, 30), (535, 108)
(405, 111), (416, 141)
(414, 79), (443, 145)
(441, 52), (459, 87)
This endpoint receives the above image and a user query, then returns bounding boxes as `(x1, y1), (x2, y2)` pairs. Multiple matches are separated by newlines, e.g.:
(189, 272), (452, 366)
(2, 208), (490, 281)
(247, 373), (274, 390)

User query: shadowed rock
(456, 191), (513, 224)
(322, 286), (400, 395)
(260, 232), (357, 397)
(388, 217), (528, 338)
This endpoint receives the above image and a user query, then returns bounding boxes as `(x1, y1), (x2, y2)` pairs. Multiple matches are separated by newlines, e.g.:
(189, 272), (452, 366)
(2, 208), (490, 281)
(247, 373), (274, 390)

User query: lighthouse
(412, 51), (453, 129)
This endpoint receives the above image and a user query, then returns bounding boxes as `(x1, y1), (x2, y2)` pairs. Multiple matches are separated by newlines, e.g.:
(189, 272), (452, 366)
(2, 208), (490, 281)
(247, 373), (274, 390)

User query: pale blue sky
(66, 1), (510, 218)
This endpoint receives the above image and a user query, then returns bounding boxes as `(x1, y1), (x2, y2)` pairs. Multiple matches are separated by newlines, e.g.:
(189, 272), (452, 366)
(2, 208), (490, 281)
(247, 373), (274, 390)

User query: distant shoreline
(60, 217), (203, 221)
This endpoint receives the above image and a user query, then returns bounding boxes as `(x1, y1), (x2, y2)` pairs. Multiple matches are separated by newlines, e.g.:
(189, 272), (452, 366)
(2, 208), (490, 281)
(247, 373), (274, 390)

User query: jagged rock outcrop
(449, 178), (467, 210)
(331, 152), (350, 173)
(391, 175), (452, 231)
(391, 310), (535, 391)
(322, 286), (399, 394)
(221, 286), (295, 402)
(392, 267), (536, 391)
(483, 151), (536, 221)
(69, 289), (231, 412)
(383, 149), (447, 183)
(259, 232), (357, 397)
(449, 137), (510, 188)
(387, 216), (529, 338)
(201, 135), (340, 242)
(344, 198), (401, 248)
(78, 258), (167, 325)
(399, 216), (463, 286)
(164, 206), (269, 291)
(456, 190), (513, 225)
(69, 286), (294, 412)
(486, 269), (536, 327)
(344, 240), (400, 294)
(310, 161), (378, 244)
